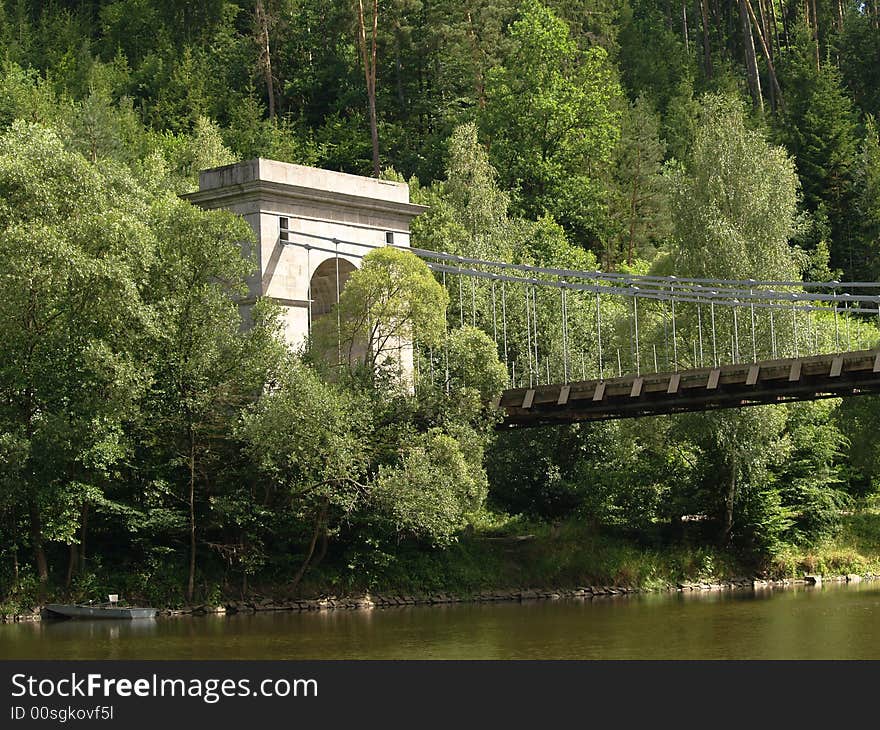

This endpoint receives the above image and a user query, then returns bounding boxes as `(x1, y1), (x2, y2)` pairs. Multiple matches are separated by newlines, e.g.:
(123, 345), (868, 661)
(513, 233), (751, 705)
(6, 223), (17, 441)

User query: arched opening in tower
(310, 257), (358, 320)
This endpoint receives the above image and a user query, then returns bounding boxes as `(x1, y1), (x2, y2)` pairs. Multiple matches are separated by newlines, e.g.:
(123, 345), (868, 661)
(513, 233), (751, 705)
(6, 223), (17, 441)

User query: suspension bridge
(281, 227), (880, 427)
(185, 160), (880, 428)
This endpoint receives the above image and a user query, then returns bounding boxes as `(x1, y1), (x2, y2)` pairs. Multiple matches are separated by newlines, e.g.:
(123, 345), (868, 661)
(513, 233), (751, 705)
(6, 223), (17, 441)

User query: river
(2, 581), (879, 659)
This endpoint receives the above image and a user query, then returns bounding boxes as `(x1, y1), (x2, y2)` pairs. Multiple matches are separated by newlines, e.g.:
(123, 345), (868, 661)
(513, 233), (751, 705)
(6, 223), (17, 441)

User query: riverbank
(3, 572), (879, 623)
(293, 508), (880, 599)
(192, 571), (880, 616)
(3, 508), (880, 622)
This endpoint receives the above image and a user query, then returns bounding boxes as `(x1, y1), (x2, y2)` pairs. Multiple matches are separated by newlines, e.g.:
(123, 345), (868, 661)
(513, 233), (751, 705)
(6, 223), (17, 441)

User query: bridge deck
(498, 349), (880, 426)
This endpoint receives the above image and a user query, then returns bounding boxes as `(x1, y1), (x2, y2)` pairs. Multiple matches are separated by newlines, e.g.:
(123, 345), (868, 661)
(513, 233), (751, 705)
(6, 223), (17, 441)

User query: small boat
(44, 601), (157, 620)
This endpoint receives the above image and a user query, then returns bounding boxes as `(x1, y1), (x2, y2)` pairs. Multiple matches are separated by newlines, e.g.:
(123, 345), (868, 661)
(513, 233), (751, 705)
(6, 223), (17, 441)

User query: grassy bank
(769, 507), (880, 578)
(3, 508), (880, 614)
(299, 522), (742, 597)
(295, 505), (880, 599)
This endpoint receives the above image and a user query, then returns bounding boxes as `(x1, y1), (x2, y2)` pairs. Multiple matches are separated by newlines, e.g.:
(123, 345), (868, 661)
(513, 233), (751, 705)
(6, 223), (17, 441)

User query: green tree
(0, 121), (151, 584)
(411, 122), (513, 262)
(150, 46), (212, 132)
(312, 246), (449, 377)
(171, 115), (237, 190)
(222, 91), (276, 159)
(851, 117), (880, 281)
(838, 8), (880, 119)
(443, 326), (509, 399)
(0, 61), (69, 128)
(661, 75), (700, 163)
(608, 96), (670, 268)
(68, 89), (143, 163)
(680, 407), (792, 552)
(137, 194), (278, 602)
(666, 93), (802, 281)
(777, 401), (848, 544)
(663, 94), (809, 551)
(373, 430), (488, 546)
(239, 358), (368, 590)
(616, 0), (691, 114)
(486, 423), (606, 521)
(443, 122), (510, 241)
(480, 0), (622, 248)
(838, 395), (880, 496)
(776, 34), (858, 272)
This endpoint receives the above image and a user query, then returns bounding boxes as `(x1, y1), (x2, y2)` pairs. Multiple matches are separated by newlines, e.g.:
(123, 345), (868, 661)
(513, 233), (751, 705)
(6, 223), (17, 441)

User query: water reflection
(39, 617), (158, 641)
(1, 582), (878, 660)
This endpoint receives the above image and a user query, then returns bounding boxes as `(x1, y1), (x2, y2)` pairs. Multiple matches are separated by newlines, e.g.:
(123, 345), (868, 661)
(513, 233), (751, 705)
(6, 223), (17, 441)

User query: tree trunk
(12, 546), (19, 591)
(255, 0), (276, 119)
(756, 0), (770, 53)
(756, 0), (774, 110)
(810, 0), (820, 71)
(28, 499), (48, 584)
(780, 0), (790, 47)
(738, 0), (764, 113)
(627, 148), (642, 266)
(700, 0), (713, 78)
(312, 525), (329, 570)
(65, 543), (78, 590)
(289, 503), (327, 593)
(767, 0), (781, 59)
(466, 11), (487, 108)
(744, 0), (784, 110)
(357, 0), (380, 177)
(682, 1), (690, 54)
(367, 86), (380, 178)
(187, 434), (196, 603)
(721, 451), (738, 544)
(79, 503), (88, 574)
(727, 0), (735, 51)
(395, 34), (405, 113)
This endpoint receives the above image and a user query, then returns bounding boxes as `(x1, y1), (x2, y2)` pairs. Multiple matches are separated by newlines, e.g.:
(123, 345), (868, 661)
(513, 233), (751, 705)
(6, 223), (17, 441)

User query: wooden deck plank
(707, 369), (720, 390)
(746, 365), (760, 386)
(557, 385), (570, 405)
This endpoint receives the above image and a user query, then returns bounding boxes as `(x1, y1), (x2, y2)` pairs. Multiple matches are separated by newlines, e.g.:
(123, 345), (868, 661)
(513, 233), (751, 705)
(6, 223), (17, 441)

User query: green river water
(2, 581), (879, 659)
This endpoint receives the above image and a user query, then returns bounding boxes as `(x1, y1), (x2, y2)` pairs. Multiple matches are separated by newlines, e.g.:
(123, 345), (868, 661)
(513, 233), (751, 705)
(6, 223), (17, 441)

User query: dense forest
(2, 0), (880, 607)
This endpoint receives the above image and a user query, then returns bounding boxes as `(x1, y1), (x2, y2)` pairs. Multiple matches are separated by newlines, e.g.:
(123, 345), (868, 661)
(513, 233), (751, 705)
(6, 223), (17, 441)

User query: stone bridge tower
(185, 159), (427, 372)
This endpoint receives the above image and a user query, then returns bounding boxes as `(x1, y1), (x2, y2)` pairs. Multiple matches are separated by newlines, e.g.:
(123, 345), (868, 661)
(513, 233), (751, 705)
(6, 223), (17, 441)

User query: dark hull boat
(44, 604), (158, 620)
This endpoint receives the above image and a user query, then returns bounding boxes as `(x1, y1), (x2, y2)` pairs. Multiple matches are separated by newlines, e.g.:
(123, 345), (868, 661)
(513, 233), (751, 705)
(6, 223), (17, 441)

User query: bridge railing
(279, 227), (880, 391)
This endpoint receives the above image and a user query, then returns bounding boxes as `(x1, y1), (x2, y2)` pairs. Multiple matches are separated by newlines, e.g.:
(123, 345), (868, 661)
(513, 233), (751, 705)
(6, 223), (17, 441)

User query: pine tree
(839, 8), (880, 119)
(852, 117), (880, 280)
(608, 96), (670, 268)
(776, 32), (858, 270)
